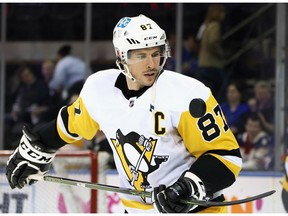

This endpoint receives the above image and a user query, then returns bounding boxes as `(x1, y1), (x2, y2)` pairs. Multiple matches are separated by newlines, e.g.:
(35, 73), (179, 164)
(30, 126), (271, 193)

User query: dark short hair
(17, 64), (35, 78)
(58, 45), (72, 56)
(227, 80), (244, 93)
(247, 113), (261, 123)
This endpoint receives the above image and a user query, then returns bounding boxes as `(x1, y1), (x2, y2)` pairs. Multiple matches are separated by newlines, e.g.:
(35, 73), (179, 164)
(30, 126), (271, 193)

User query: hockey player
(6, 14), (242, 213)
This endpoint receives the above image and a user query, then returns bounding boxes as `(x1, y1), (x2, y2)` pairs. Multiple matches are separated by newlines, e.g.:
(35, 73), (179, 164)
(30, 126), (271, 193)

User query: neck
(126, 77), (142, 91)
(229, 100), (239, 108)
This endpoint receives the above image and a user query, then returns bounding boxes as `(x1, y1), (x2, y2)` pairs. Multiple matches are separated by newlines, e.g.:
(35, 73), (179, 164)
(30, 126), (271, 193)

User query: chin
(145, 79), (155, 86)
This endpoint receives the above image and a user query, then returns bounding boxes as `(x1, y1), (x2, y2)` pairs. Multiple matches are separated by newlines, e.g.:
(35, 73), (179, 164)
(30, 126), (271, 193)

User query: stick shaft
(28, 174), (275, 207)
(29, 174), (151, 197)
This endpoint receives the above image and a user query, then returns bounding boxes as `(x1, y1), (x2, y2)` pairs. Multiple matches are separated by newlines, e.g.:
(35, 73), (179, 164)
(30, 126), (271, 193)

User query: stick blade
(181, 190), (276, 207)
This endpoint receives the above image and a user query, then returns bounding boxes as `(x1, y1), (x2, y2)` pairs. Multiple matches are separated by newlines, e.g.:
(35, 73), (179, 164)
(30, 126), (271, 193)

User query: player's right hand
(6, 125), (56, 189)
(152, 172), (207, 213)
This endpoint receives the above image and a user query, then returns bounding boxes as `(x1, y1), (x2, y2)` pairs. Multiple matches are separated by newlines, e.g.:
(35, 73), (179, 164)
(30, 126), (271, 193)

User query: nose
(146, 55), (155, 69)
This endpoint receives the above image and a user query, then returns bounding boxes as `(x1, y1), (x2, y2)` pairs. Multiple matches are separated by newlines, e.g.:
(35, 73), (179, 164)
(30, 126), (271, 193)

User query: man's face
(20, 68), (34, 85)
(227, 84), (241, 103)
(42, 62), (54, 81)
(246, 119), (261, 138)
(255, 87), (271, 103)
(126, 47), (162, 90)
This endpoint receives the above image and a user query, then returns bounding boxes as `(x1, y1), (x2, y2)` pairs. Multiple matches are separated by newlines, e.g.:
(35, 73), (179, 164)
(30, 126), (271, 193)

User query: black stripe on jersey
(205, 148), (242, 158)
(60, 106), (80, 138)
(188, 151), (240, 195)
(35, 119), (67, 149)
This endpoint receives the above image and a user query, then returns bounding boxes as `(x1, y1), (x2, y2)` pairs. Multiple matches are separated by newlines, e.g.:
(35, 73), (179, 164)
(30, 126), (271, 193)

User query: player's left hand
(153, 172), (206, 213)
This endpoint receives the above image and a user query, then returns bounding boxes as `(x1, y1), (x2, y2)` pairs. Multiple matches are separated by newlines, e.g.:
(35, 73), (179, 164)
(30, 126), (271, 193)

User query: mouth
(144, 73), (155, 77)
(144, 70), (157, 77)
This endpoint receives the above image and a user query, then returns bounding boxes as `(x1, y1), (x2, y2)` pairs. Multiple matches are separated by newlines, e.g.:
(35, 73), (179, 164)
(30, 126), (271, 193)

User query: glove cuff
(184, 172), (206, 200)
(19, 134), (56, 164)
(184, 171), (203, 182)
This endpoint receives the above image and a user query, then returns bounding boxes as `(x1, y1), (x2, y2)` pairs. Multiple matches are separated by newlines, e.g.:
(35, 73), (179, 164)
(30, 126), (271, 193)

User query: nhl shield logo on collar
(129, 99), (134, 107)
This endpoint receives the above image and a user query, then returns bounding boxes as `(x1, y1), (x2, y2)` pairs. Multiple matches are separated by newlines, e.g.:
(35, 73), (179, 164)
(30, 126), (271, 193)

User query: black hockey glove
(6, 125), (56, 189)
(153, 172), (207, 213)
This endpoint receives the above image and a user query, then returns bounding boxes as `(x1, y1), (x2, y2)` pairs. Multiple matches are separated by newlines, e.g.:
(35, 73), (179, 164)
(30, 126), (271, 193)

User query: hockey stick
(28, 174), (275, 207)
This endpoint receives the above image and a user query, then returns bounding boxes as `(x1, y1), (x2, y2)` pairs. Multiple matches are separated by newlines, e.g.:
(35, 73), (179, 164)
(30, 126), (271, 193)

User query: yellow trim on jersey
(282, 156), (288, 191)
(209, 153), (241, 177)
(70, 139), (84, 148)
(57, 123), (78, 144)
(283, 176), (288, 191)
(198, 206), (228, 213)
(57, 97), (100, 142)
(120, 198), (154, 210)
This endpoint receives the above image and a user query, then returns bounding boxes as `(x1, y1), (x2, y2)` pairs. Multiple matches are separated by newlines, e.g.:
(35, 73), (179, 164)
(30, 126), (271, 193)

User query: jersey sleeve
(282, 155), (288, 211)
(283, 156), (288, 191)
(177, 92), (242, 194)
(56, 96), (100, 143)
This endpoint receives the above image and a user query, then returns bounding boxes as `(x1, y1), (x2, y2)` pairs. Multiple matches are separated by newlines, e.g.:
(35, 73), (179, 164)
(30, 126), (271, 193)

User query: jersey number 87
(197, 105), (229, 142)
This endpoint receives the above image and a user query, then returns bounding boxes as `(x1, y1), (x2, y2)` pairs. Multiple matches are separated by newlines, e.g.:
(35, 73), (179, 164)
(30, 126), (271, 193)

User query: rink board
(0, 170), (286, 213)
(106, 171), (286, 213)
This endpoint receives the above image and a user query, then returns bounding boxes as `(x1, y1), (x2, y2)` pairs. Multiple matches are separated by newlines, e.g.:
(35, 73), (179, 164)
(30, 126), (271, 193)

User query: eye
(152, 51), (161, 58)
(136, 54), (146, 60)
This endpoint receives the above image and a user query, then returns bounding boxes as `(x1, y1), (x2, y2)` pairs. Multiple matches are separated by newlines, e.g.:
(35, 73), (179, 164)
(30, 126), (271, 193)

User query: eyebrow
(133, 49), (161, 55)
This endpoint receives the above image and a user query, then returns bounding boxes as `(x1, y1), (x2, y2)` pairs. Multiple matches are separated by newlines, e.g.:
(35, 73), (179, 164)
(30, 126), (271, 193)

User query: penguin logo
(110, 129), (168, 192)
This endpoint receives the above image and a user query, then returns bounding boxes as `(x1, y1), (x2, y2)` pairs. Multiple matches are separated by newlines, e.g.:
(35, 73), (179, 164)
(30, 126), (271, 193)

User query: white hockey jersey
(56, 69), (242, 213)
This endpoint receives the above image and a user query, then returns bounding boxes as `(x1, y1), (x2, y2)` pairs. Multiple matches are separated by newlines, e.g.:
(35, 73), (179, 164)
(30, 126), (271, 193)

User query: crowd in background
(3, 4), (278, 172)
(4, 44), (91, 150)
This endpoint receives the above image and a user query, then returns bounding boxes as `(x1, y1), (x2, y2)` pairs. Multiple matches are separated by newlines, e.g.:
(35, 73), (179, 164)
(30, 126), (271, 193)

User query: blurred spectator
(196, 3), (226, 100)
(42, 59), (55, 84)
(247, 97), (258, 113)
(164, 33), (198, 76)
(220, 81), (250, 136)
(10, 65), (50, 124)
(31, 60), (62, 128)
(249, 80), (275, 135)
(41, 59), (86, 151)
(7, 65), (51, 148)
(237, 113), (273, 171)
(49, 44), (92, 104)
(182, 34), (199, 77)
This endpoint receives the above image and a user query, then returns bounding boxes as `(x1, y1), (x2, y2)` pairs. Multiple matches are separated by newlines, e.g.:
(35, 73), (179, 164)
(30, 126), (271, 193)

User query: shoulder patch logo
(74, 100), (81, 115)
